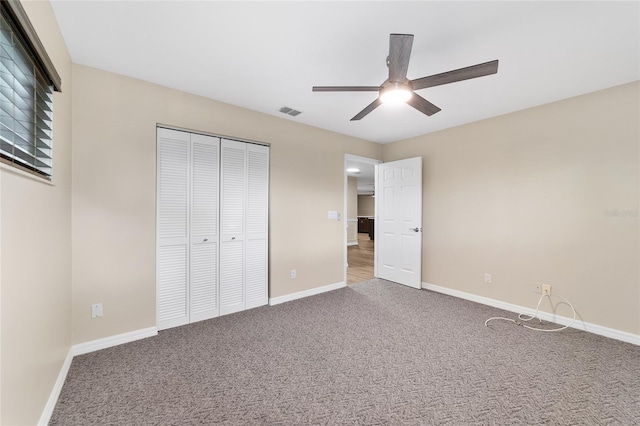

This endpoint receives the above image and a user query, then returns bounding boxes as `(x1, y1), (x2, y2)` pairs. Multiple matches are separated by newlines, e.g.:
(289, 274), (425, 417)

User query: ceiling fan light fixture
(312, 34), (498, 120)
(379, 83), (413, 104)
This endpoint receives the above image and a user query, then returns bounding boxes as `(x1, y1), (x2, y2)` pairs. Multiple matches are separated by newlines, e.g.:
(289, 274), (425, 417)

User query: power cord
(484, 293), (576, 332)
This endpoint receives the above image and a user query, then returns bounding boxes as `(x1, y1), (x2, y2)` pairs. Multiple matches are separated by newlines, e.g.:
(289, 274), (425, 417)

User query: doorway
(344, 155), (381, 285)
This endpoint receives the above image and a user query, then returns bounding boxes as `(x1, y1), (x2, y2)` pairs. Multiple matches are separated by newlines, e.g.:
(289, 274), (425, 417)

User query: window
(0, 0), (61, 180)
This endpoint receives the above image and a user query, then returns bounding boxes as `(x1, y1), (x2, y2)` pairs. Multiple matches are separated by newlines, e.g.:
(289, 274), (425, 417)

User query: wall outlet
(542, 284), (551, 295)
(534, 282), (542, 293)
(91, 303), (103, 319)
(484, 273), (492, 284)
(290, 269), (297, 279)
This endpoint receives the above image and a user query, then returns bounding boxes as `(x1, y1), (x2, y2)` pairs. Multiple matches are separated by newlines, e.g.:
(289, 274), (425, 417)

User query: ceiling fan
(312, 34), (499, 121)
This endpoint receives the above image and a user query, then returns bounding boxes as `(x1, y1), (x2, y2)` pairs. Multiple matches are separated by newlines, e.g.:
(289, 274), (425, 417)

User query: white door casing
(375, 157), (422, 289)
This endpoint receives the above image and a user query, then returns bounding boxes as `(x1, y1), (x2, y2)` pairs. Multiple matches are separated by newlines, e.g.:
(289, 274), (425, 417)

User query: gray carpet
(50, 279), (640, 425)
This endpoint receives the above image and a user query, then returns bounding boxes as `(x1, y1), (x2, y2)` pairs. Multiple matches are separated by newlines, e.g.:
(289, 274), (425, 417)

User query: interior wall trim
(156, 123), (271, 147)
(422, 282), (640, 346)
(37, 350), (73, 426)
(72, 327), (158, 356)
(269, 281), (346, 306)
(38, 326), (158, 425)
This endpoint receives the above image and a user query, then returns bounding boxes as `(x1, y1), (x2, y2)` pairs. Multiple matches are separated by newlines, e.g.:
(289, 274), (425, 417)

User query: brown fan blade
(411, 60), (499, 91)
(407, 93), (441, 116)
(388, 34), (413, 83)
(351, 98), (383, 121)
(312, 86), (380, 92)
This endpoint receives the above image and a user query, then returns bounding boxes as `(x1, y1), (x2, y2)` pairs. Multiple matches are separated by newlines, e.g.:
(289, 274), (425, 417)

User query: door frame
(343, 154), (382, 285)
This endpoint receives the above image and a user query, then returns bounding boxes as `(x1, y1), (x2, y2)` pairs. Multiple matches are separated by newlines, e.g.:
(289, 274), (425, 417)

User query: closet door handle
(203, 238), (208, 242)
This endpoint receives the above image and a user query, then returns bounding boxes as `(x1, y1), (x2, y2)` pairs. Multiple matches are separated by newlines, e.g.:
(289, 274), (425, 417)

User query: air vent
(279, 106), (302, 117)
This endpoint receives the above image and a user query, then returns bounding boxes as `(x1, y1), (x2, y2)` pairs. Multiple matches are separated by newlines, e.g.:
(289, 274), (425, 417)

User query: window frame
(0, 0), (61, 181)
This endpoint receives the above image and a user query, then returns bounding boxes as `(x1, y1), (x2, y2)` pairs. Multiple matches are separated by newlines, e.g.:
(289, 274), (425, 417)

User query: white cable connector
(484, 293), (576, 332)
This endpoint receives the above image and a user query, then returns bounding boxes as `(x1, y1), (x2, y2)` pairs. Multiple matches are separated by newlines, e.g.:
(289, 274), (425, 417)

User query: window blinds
(0, 8), (54, 179)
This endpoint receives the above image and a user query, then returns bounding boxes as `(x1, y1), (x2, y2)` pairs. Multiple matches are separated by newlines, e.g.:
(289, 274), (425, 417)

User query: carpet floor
(50, 279), (640, 425)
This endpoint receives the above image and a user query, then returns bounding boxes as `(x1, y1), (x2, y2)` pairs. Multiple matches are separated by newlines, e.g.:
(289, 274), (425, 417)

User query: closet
(156, 127), (269, 331)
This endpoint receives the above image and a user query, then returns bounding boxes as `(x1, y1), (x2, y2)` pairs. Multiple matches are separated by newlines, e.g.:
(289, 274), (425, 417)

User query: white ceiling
(50, 1), (640, 144)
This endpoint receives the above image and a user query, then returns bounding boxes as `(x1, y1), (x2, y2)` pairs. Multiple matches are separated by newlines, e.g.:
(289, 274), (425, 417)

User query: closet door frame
(157, 125), (270, 330)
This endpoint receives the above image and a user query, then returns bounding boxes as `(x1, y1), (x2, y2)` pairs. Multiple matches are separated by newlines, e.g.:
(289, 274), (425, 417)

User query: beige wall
(358, 194), (375, 217)
(383, 81), (640, 335)
(347, 177), (358, 219)
(71, 64), (382, 343)
(0, 5), (636, 422)
(0, 1), (73, 424)
(347, 177), (358, 244)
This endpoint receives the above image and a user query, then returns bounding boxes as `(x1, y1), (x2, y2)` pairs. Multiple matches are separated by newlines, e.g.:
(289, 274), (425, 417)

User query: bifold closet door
(158, 129), (267, 329)
(189, 134), (220, 323)
(157, 128), (190, 330)
(220, 140), (246, 315)
(157, 128), (220, 330)
(219, 140), (269, 314)
(245, 143), (269, 309)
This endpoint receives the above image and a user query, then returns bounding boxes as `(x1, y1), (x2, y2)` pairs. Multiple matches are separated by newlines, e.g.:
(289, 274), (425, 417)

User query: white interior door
(375, 157), (422, 289)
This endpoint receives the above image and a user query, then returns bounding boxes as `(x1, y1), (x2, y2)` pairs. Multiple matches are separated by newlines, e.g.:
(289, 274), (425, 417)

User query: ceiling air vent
(279, 106), (302, 117)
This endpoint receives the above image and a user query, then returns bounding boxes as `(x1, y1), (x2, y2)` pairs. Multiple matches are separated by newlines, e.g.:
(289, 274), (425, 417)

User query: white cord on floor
(484, 293), (576, 332)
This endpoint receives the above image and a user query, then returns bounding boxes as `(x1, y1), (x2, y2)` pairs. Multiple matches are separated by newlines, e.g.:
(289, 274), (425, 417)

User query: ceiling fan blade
(407, 93), (441, 116)
(411, 60), (499, 90)
(313, 86), (380, 92)
(388, 34), (413, 82)
(351, 98), (382, 121)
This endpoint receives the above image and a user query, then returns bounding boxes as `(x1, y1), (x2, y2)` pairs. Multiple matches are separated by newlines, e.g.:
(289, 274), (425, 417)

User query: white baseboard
(39, 326), (158, 425)
(347, 241), (358, 246)
(422, 282), (640, 346)
(269, 281), (346, 306)
(37, 349), (73, 426)
(72, 326), (158, 356)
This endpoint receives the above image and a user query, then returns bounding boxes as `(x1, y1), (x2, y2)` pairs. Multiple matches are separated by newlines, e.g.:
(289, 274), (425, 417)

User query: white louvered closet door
(157, 128), (191, 330)
(220, 139), (246, 315)
(189, 134), (220, 322)
(245, 144), (269, 309)
(158, 129), (269, 330)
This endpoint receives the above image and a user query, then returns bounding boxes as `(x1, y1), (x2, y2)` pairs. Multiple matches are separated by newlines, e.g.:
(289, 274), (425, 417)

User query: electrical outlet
(542, 284), (551, 295)
(534, 282), (541, 294)
(91, 303), (103, 319)
(290, 269), (297, 279)
(484, 273), (492, 284)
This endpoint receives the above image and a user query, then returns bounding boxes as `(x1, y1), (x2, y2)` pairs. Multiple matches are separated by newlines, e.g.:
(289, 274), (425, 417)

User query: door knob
(203, 238), (208, 242)
(409, 227), (421, 232)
